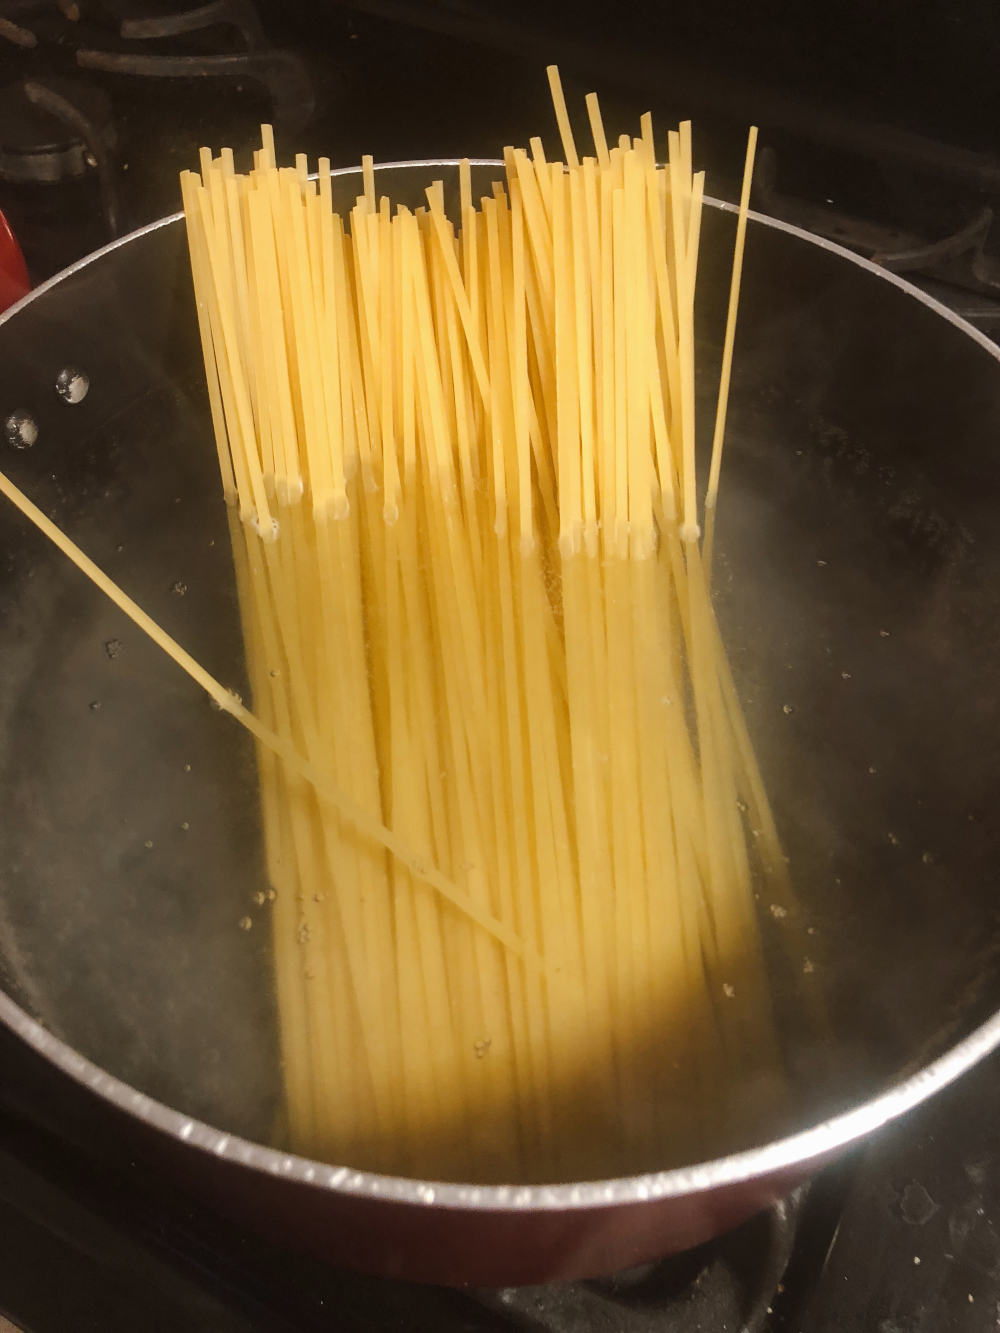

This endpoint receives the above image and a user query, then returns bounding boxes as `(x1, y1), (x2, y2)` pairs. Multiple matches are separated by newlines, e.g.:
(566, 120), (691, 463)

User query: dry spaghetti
(177, 71), (793, 1182)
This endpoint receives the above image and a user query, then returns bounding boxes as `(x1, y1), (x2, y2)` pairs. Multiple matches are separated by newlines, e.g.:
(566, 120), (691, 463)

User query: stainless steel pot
(1, 160), (999, 1285)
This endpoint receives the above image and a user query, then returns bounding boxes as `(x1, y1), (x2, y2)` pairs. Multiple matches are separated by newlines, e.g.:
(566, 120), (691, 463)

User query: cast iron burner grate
(0, 0), (313, 135)
(473, 1193), (804, 1333)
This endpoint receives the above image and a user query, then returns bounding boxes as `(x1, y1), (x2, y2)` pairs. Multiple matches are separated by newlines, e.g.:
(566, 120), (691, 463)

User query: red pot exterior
(3, 998), (828, 1286)
(0, 209), (29, 313)
(160, 1131), (824, 1285)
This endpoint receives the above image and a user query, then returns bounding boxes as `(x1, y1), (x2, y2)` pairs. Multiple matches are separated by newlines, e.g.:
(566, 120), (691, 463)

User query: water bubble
(180, 821), (190, 831)
(55, 368), (90, 405)
(183, 763), (192, 773)
(171, 580), (188, 596)
(296, 921), (311, 944)
(782, 703), (795, 715)
(254, 891), (267, 906)
(104, 638), (122, 660)
(769, 903), (788, 920)
(144, 839), (154, 849)
(238, 916), (253, 932)
(5, 411), (38, 449)
(840, 670), (852, 680)
(88, 700), (101, 712)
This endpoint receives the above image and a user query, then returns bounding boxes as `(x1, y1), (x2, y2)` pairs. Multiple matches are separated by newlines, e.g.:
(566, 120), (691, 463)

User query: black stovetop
(1, 6), (1000, 1331)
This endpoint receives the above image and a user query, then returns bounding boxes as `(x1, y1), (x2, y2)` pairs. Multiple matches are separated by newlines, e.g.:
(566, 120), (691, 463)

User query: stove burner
(473, 1191), (806, 1332)
(0, 0), (315, 135)
(0, 76), (115, 186)
(0, 0), (318, 273)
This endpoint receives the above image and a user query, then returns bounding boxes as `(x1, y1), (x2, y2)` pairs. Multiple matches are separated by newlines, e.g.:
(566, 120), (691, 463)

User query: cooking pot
(0, 160), (999, 1285)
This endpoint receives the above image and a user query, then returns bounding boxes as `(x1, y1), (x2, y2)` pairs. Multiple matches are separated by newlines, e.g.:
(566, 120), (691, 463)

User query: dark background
(4, 0), (1000, 275)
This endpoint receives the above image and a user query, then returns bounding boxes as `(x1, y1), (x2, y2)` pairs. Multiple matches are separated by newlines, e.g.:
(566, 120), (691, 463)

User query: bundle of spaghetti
(179, 75), (795, 1182)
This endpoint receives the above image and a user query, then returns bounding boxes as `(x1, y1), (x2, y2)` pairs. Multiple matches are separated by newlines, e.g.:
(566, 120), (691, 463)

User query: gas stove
(1, 6), (1000, 1330)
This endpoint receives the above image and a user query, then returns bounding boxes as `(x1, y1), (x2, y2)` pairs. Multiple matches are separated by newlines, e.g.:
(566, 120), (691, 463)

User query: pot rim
(2, 157), (999, 1214)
